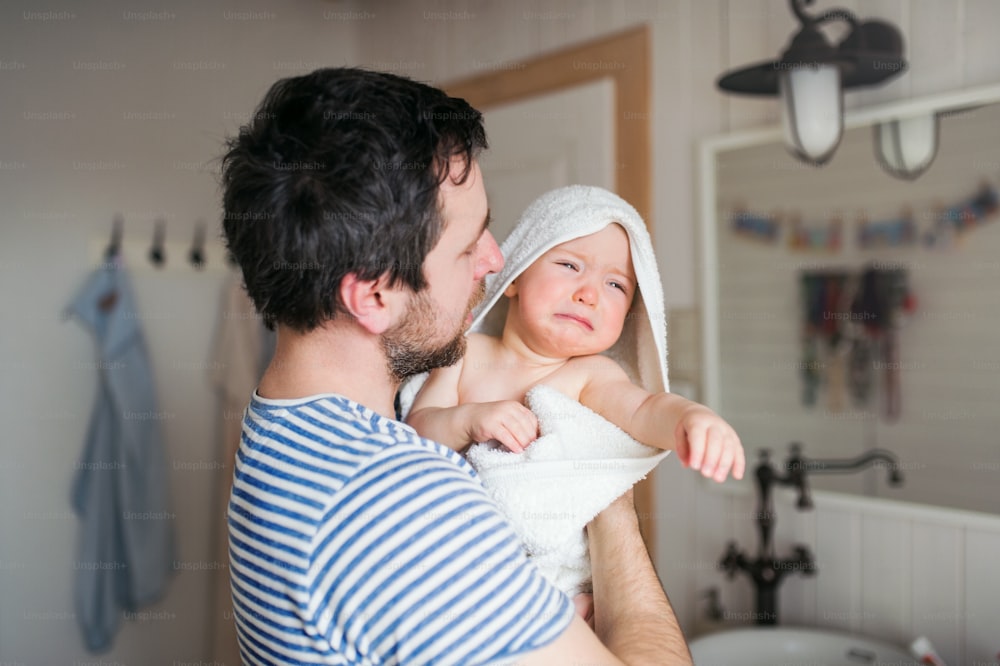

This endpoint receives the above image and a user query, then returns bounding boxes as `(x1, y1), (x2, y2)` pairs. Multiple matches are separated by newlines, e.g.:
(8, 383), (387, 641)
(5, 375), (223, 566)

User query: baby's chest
(458, 361), (585, 405)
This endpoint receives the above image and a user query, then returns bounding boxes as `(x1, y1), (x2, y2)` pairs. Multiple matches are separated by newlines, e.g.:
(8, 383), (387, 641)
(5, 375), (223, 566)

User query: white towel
(467, 385), (668, 594)
(400, 185), (671, 595)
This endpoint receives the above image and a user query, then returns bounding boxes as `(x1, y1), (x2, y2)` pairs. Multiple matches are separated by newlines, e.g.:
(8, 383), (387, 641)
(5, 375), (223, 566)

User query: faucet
(718, 443), (906, 625)
(718, 448), (816, 625)
(785, 442), (904, 509)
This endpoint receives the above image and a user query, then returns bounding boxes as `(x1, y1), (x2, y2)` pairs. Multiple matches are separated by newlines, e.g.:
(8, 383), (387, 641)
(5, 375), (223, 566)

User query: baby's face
(504, 223), (636, 358)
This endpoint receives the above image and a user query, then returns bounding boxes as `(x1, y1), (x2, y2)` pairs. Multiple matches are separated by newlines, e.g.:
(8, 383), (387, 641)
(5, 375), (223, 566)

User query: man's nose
(475, 230), (504, 279)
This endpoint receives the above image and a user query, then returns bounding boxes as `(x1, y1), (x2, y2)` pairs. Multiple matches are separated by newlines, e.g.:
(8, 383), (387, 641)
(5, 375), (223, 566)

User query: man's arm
(514, 490), (692, 665)
(589, 490), (691, 663)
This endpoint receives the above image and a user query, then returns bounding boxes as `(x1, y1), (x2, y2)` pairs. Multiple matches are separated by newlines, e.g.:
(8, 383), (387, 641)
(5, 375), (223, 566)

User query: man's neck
(256, 321), (399, 419)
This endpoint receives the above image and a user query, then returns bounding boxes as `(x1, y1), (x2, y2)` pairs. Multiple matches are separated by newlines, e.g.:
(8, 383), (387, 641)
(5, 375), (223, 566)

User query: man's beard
(382, 281), (486, 381)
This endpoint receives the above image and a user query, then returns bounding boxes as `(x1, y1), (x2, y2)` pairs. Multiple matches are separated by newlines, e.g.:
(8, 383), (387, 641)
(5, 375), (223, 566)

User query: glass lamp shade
(875, 114), (939, 180)
(779, 64), (844, 165)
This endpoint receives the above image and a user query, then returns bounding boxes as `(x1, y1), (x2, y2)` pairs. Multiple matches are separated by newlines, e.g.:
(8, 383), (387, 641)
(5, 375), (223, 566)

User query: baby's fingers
(698, 430), (725, 481)
(500, 406), (538, 453)
(706, 431), (746, 482)
(711, 446), (736, 483)
(731, 438), (746, 480)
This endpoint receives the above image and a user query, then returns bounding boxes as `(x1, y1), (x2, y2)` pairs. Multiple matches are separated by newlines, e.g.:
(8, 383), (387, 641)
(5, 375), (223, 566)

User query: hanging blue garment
(65, 257), (174, 652)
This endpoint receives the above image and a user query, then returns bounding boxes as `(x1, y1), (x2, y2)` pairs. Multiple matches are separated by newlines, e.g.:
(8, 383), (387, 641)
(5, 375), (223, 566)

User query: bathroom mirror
(699, 83), (1000, 515)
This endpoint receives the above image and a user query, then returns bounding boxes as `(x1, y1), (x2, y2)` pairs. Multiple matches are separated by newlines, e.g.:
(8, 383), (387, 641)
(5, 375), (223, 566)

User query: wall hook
(149, 218), (167, 268)
(189, 219), (206, 270)
(105, 213), (124, 261)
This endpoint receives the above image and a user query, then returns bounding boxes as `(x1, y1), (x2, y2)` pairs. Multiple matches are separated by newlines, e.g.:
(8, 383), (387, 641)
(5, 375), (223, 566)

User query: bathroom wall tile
(963, 528), (1000, 663)
(814, 508), (862, 633)
(908, 0), (964, 97)
(962, 0), (1000, 87)
(911, 522), (963, 666)
(651, 3), (700, 309)
(860, 514), (913, 648)
(683, 476), (733, 636)
(775, 490), (818, 627)
(730, 491), (762, 623)
(532, 0), (600, 54)
(850, 0), (912, 109)
(655, 459), (701, 634)
(722, 0), (776, 131)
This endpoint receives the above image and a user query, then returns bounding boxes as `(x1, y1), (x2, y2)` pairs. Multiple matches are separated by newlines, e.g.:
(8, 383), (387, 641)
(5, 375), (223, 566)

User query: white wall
(3, 1), (999, 664)
(354, 1), (1000, 663)
(0, 1), (359, 663)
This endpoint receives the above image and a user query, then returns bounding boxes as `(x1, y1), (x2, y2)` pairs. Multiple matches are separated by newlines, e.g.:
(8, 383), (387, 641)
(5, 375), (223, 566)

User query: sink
(689, 626), (920, 665)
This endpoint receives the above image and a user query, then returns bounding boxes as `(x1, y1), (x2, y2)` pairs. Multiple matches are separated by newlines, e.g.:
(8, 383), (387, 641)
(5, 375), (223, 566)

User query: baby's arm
(577, 356), (745, 482)
(406, 356), (538, 454)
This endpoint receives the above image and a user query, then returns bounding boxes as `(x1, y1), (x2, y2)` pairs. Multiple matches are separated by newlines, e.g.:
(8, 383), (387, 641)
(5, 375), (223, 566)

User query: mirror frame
(697, 81), (1000, 509)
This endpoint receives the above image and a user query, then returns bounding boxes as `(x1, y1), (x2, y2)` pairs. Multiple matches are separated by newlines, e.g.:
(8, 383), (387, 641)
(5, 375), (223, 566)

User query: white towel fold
(466, 384), (668, 594)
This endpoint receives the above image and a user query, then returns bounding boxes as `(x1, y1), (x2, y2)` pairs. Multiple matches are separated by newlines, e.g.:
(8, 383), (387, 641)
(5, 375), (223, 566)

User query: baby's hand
(673, 404), (745, 482)
(464, 400), (538, 453)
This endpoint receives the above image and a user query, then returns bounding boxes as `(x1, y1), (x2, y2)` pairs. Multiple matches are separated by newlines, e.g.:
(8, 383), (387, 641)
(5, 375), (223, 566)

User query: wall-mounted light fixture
(874, 113), (939, 180)
(716, 0), (908, 167)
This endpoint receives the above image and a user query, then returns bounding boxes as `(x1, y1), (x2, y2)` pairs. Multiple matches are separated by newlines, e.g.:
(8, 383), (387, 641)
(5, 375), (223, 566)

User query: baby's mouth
(555, 313), (593, 331)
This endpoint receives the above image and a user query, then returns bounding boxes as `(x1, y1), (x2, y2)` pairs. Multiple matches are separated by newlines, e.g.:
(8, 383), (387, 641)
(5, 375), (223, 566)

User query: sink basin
(689, 626), (920, 665)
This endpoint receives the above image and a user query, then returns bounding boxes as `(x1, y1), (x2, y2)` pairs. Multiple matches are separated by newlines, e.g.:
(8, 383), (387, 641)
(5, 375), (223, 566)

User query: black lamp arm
(790, 0), (858, 29)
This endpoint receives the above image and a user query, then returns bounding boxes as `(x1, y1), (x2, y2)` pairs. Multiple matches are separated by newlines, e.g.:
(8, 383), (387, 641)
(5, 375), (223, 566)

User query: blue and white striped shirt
(228, 392), (574, 665)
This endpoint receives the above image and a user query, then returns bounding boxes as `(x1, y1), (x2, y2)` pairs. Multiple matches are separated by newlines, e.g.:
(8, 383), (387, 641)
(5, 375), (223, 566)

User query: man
(221, 67), (691, 665)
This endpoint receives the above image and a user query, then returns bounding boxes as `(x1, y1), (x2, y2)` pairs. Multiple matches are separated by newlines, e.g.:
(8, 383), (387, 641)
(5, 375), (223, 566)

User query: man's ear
(504, 279), (518, 298)
(339, 273), (401, 335)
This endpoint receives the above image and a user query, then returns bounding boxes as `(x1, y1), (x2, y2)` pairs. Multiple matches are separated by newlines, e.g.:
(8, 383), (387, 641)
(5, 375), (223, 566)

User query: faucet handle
(792, 544), (817, 575)
(784, 443), (814, 511)
(718, 541), (743, 579)
(702, 587), (725, 621)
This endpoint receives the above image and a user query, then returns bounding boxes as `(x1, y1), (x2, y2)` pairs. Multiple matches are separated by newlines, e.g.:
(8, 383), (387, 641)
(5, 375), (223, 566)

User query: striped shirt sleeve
(229, 396), (574, 665)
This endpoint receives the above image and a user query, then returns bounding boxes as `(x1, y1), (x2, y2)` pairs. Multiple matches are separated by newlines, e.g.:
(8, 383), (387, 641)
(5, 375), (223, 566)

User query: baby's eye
(557, 261), (578, 271)
(609, 280), (627, 293)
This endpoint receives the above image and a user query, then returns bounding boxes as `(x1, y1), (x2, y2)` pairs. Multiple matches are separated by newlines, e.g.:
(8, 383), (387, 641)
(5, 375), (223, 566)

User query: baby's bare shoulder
(458, 333), (503, 385)
(565, 353), (630, 384)
(465, 333), (502, 365)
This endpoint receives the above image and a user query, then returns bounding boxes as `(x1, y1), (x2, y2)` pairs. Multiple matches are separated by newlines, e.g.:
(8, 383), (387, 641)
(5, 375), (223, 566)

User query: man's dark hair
(221, 67), (487, 331)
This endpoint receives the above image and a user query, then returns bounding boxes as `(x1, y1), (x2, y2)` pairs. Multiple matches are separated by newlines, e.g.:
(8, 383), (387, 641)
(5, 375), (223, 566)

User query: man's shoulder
(241, 394), (476, 486)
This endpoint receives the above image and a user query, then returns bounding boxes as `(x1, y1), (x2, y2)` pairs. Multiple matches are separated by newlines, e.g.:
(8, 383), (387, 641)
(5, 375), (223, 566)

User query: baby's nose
(574, 282), (598, 305)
